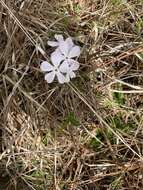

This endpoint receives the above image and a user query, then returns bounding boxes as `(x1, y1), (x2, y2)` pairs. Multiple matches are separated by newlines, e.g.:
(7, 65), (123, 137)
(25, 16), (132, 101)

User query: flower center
(54, 66), (59, 73)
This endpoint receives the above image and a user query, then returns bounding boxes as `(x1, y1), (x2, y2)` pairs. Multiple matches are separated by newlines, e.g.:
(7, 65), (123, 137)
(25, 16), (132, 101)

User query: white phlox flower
(41, 34), (81, 84)
(59, 58), (80, 82)
(40, 53), (67, 84)
(55, 37), (81, 61)
(52, 37), (80, 79)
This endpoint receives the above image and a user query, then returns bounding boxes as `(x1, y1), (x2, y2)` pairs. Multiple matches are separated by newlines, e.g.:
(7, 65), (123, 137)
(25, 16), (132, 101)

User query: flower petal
(65, 37), (74, 49)
(69, 71), (76, 78)
(59, 60), (69, 73)
(65, 73), (70, 83)
(47, 41), (59, 47)
(51, 50), (65, 66)
(68, 59), (80, 71)
(40, 61), (53, 72)
(45, 71), (55, 83)
(59, 40), (69, 56)
(56, 72), (66, 84)
(68, 46), (80, 58)
(54, 34), (64, 42)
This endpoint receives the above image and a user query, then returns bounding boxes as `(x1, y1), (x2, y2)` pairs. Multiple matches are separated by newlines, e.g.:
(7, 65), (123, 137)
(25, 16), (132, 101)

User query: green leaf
(64, 112), (80, 126)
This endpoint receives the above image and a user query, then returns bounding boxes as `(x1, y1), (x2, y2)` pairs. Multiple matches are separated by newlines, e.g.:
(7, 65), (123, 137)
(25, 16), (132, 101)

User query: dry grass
(0, 0), (143, 189)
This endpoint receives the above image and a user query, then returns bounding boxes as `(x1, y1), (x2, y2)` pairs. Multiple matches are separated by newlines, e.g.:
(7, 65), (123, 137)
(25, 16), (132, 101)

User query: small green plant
(135, 17), (143, 34)
(113, 83), (125, 106)
(42, 133), (51, 146)
(31, 170), (45, 178)
(89, 128), (104, 149)
(64, 112), (80, 126)
(113, 92), (124, 105)
(108, 115), (135, 133)
(111, 176), (123, 189)
(74, 4), (82, 15)
(111, 0), (123, 5)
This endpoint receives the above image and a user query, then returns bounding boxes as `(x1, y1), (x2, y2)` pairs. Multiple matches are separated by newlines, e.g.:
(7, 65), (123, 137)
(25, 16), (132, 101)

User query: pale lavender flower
(40, 53), (67, 84)
(41, 34), (81, 84)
